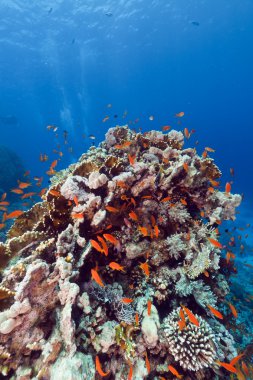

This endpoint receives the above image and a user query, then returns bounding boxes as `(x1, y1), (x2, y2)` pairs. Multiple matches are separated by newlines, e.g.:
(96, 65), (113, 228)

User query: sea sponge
(162, 308), (217, 371)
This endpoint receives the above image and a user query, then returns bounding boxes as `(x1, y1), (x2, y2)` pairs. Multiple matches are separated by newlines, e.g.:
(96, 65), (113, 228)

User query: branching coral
(162, 307), (217, 371)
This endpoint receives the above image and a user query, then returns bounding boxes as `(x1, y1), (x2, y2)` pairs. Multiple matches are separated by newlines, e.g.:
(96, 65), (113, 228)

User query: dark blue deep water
(0, 0), (253, 373)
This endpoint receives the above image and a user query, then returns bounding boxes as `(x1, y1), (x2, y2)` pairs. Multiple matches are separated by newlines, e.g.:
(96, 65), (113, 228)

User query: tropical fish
(129, 211), (138, 221)
(73, 195), (79, 206)
(0, 224), (5, 229)
(6, 210), (23, 219)
(230, 353), (244, 366)
(0, 193), (7, 201)
(205, 147), (215, 152)
(184, 127), (190, 138)
(145, 352), (151, 374)
(18, 182), (31, 189)
(128, 365), (133, 380)
(153, 225), (159, 238)
(95, 355), (109, 376)
(168, 365), (182, 378)
(138, 226), (149, 237)
(162, 125), (171, 131)
(91, 269), (104, 287)
(102, 116), (109, 122)
(121, 298), (133, 304)
(228, 303), (238, 318)
(0, 201), (9, 206)
(216, 361), (237, 374)
(182, 306), (199, 327)
(135, 313), (139, 325)
(207, 305), (224, 319)
(103, 233), (119, 246)
(97, 236), (109, 256)
(139, 262), (150, 277)
(161, 196), (171, 202)
(183, 162), (189, 172)
(180, 198), (187, 205)
(241, 361), (249, 376)
(108, 262), (125, 272)
(71, 212), (84, 219)
(225, 182), (231, 193)
(147, 300), (152, 316)
(105, 205), (119, 213)
(176, 111), (185, 118)
(49, 189), (61, 197)
(128, 154), (136, 166)
(50, 159), (58, 169)
(90, 239), (104, 253)
(209, 179), (220, 187)
(21, 192), (36, 199)
(208, 237), (223, 249)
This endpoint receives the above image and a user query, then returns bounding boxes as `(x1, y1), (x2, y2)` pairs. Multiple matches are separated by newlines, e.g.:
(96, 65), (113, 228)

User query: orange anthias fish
(208, 237), (223, 249)
(103, 233), (119, 246)
(216, 361), (237, 374)
(73, 195), (79, 206)
(182, 306), (200, 327)
(225, 182), (231, 193)
(128, 154), (136, 166)
(21, 192), (36, 199)
(90, 239), (104, 253)
(138, 226), (149, 237)
(207, 305), (224, 319)
(162, 125), (171, 131)
(71, 212), (84, 219)
(145, 352), (151, 374)
(228, 303), (238, 318)
(128, 365), (133, 380)
(97, 236), (109, 256)
(184, 127), (190, 139)
(183, 162), (189, 172)
(176, 111), (185, 118)
(129, 211), (138, 221)
(105, 205), (119, 213)
(95, 355), (110, 377)
(0, 223), (5, 230)
(168, 365), (182, 379)
(11, 188), (24, 194)
(139, 262), (150, 277)
(121, 298), (133, 304)
(18, 181), (31, 189)
(50, 159), (58, 169)
(108, 262), (125, 272)
(180, 198), (187, 206)
(49, 189), (61, 197)
(5, 210), (24, 219)
(147, 300), (152, 316)
(153, 225), (159, 238)
(0, 201), (9, 206)
(205, 146), (215, 152)
(230, 353), (244, 367)
(178, 307), (186, 330)
(161, 196), (171, 203)
(135, 313), (139, 325)
(1, 193), (7, 201)
(91, 269), (104, 287)
(241, 361), (249, 376)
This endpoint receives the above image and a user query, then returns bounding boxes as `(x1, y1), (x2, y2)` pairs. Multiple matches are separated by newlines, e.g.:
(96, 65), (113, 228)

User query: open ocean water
(0, 1), (253, 379)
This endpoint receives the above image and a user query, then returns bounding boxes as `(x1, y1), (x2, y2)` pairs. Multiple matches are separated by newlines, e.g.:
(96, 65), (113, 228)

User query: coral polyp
(0, 125), (241, 379)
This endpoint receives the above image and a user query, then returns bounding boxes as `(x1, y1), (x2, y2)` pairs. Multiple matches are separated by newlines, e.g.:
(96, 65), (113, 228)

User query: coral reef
(0, 125), (242, 379)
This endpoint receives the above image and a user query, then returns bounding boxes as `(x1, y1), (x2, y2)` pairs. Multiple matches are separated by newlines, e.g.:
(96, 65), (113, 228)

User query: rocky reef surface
(0, 126), (242, 379)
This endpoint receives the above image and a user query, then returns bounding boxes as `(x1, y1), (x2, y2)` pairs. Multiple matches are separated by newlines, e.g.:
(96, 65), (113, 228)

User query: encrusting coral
(0, 125), (242, 379)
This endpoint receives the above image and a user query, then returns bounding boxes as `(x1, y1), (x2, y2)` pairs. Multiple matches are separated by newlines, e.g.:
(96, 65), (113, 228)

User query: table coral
(0, 125), (242, 379)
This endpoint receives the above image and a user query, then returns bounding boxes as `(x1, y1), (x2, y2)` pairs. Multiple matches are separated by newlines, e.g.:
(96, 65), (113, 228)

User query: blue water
(1, 0), (253, 204)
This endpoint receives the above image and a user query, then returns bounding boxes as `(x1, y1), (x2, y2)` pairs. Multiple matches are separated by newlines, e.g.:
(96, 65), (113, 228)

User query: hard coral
(162, 307), (217, 371)
(0, 125), (242, 379)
